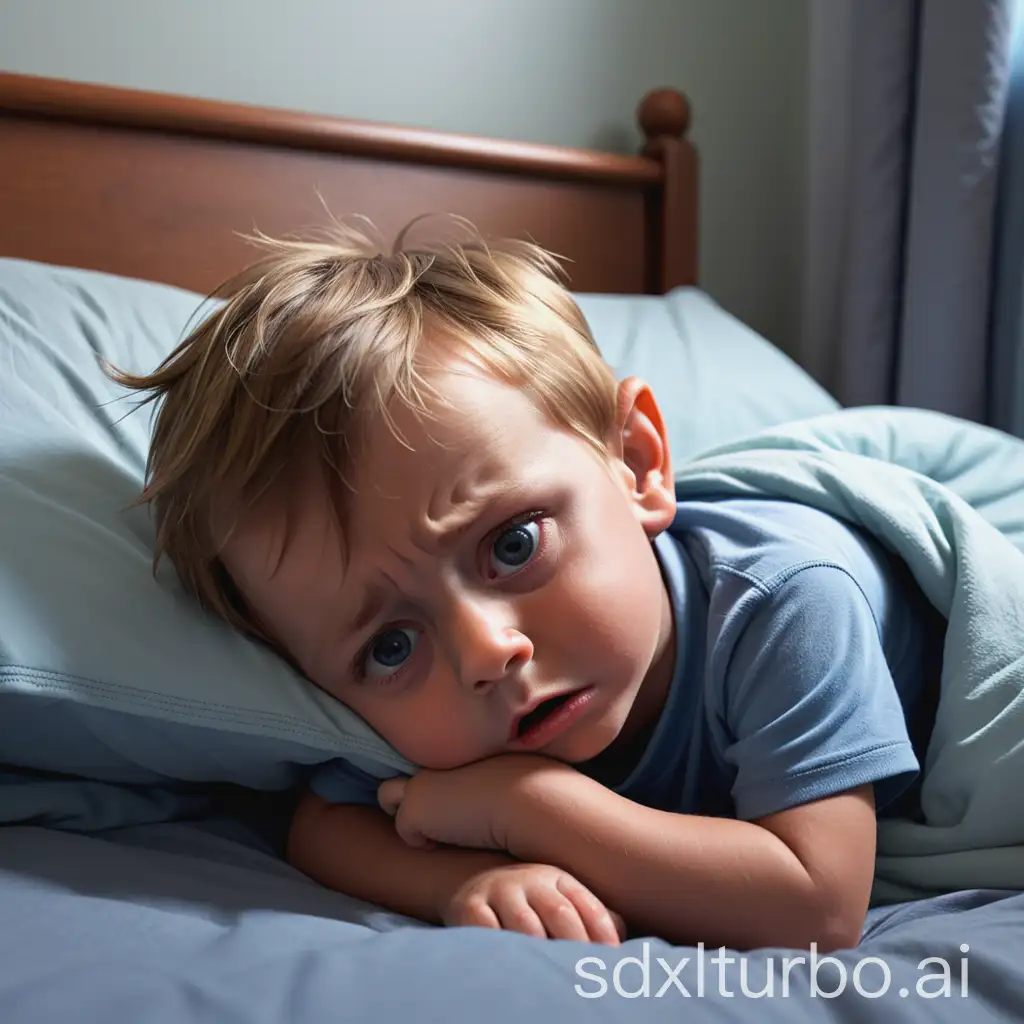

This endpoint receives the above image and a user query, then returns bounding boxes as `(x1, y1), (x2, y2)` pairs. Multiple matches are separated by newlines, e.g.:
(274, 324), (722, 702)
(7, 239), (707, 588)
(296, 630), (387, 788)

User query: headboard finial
(638, 87), (691, 140)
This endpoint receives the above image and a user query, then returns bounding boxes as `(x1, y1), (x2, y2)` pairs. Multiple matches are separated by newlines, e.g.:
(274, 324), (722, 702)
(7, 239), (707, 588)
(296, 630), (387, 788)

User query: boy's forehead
(348, 362), (542, 488)
(223, 373), (522, 569)
(224, 358), (597, 598)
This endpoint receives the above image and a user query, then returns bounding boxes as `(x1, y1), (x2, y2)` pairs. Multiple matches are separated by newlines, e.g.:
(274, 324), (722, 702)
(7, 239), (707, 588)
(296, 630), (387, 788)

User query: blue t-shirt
(309, 499), (944, 823)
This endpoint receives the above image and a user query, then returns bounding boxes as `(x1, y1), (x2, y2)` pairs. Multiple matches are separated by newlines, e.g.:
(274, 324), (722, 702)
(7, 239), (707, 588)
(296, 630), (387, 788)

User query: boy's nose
(447, 596), (533, 692)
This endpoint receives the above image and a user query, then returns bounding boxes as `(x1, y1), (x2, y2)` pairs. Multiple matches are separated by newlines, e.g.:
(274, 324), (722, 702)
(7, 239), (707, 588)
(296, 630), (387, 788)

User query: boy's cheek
(364, 699), (489, 770)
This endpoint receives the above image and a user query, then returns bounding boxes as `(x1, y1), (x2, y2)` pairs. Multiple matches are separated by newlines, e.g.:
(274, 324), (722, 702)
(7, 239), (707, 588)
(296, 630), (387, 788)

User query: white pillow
(0, 258), (838, 790)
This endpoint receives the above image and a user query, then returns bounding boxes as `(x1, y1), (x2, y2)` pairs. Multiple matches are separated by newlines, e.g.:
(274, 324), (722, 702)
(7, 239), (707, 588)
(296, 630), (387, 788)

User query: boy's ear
(612, 377), (676, 537)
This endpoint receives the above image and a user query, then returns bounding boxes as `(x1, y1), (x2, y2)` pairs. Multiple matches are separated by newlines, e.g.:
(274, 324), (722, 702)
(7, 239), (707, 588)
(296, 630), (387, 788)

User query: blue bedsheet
(0, 811), (1020, 1023)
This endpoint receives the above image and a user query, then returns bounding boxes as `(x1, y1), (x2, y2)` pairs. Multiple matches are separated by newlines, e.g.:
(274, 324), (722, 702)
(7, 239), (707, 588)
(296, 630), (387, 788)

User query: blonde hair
(110, 216), (619, 644)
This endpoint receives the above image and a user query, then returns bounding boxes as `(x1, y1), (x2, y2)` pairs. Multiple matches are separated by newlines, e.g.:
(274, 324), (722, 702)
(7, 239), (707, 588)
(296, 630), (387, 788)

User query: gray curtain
(802, 0), (1024, 437)
(991, 12), (1024, 437)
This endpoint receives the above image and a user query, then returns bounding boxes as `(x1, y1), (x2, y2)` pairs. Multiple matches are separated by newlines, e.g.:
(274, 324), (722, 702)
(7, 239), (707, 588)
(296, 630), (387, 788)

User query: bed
(2, 70), (1022, 1024)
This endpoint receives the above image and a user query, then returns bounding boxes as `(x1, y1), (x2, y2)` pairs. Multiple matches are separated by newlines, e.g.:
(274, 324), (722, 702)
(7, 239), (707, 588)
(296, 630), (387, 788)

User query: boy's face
(222, 352), (679, 770)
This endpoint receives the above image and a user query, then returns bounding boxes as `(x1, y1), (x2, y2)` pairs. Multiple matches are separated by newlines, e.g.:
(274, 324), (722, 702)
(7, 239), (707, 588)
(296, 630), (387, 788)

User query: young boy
(113, 220), (944, 954)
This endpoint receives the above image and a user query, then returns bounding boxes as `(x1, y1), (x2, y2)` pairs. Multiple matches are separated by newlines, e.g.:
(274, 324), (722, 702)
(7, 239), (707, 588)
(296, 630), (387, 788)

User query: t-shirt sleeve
(719, 564), (921, 821)
(307, 757), (390, 807)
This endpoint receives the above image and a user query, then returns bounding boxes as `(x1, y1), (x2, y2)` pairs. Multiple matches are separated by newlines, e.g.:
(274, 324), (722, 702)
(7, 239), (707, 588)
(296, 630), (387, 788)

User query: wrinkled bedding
(674, 405), (1024, 902)
(1, 811), (1020, 1024)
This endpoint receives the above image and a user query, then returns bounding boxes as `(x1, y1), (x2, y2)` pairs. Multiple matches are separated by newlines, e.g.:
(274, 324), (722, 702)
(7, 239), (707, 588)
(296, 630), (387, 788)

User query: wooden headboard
(0, 72), (698, 298)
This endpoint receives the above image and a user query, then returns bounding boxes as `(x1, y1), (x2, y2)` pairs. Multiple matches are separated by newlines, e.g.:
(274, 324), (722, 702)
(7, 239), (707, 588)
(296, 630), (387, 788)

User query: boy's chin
(554, 713), (634, 766)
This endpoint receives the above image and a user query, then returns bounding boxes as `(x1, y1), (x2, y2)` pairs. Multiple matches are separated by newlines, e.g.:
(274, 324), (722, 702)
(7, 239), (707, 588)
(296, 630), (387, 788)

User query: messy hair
(109, 216), (620, 644)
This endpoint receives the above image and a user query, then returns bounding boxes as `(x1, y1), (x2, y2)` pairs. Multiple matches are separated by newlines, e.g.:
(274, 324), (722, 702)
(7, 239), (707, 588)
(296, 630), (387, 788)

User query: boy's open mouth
(513, 690), (578, 739)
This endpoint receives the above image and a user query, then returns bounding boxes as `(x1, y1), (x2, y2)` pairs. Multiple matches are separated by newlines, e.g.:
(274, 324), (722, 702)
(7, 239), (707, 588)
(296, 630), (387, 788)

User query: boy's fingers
(451, 898), (501, 931)
(582, 904), (622, 947)
(556, 875), (622, 946)
(376, 777), (406, 816)
(395, 822), (435, 849)
(528, 890), (591, 943)
(491, 887), (548, 940)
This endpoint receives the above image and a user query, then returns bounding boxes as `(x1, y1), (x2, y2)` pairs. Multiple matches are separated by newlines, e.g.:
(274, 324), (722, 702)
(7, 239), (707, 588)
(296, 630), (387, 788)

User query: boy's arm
(379, 757), (874, 951)
(501, 767), (876, 952)
(287, 790), (627, 945)
(286, 790), (513, 924)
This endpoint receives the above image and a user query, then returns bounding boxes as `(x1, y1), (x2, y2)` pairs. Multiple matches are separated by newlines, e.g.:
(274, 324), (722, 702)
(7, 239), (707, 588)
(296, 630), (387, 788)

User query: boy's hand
(377, 753), (574, 851)
(441, 862), (626, 945)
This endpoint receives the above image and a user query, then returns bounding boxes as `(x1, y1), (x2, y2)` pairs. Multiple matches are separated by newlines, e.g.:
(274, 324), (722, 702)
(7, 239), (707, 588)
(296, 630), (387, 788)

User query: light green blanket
(673, 406), (1024, 904)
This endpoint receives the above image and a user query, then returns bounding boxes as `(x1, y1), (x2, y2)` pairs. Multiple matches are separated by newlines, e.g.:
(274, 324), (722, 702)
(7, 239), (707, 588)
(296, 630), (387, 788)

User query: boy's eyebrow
(412, 502), (491, 554)
(337, 478), (539, 644)
(349, 589), (387, 634)
(336, 506), (494, 643)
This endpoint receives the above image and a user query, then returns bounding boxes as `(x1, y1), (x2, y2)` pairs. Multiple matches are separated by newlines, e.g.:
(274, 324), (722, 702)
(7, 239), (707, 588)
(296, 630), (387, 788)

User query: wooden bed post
(639, 87), (698, 293)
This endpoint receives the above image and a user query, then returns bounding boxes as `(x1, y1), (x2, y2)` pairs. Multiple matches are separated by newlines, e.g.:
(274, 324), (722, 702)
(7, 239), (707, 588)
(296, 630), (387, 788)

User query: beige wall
(0, 0), (811, 357)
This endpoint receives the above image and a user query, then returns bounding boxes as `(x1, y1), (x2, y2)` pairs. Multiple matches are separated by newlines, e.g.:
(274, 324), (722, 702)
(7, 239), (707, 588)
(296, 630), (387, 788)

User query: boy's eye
(489, 520), (540, 577)
(363, 627), (418, 678)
